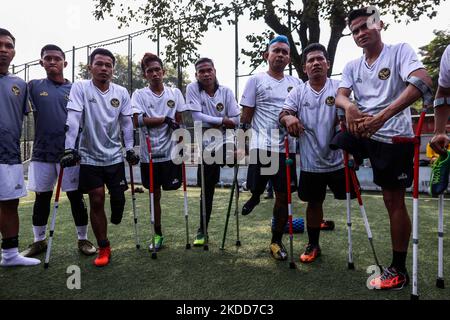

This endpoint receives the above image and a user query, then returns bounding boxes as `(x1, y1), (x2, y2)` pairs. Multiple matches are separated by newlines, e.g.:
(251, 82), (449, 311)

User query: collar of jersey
(306, 79), (328, 96)
(265, 72), (286, 82)
(92, 82), (110, 95)
(363, 43), (386, 70)
(146, 87), (165, 98)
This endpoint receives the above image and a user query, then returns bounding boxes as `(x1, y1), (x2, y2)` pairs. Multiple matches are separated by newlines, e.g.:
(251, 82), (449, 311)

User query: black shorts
(140, 161), (182, 191)
(197, 163), (221, 188)
(330, 131), (414, 189)
(79, 163), (128, 194)
(298, 169), (357, 203)
(246, 149), (297, 194)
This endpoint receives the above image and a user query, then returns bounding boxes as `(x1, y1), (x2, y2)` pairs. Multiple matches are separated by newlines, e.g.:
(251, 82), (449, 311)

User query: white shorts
(28, 161), (80, 193)
(0, 164), (27, 201)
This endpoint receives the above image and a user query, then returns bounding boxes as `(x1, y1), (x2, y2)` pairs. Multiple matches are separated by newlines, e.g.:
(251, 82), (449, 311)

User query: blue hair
(268, 35), (290, 48)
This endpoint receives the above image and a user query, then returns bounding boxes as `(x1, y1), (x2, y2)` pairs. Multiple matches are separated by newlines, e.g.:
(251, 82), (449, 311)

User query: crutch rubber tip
(410, 294), (419, 300)
(348, 262), (355, 270)
(151, 253), (157, 259)
(235, 240), (241, 247)
(203, 245), (209, 251)
(186, 244), (191, 250)
(289, 262), (296, 269)
(436, 278), (445, 289)
(136, 244), (141, 249)
(44, 263), (49, 269)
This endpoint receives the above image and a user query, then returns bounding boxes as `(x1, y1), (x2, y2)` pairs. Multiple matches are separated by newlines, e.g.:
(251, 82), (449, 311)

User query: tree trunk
(326, 4), (348, 76)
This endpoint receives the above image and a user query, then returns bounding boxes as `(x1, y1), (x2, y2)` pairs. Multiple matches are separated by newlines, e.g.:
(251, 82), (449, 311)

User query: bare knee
(89, 188), (105, 212)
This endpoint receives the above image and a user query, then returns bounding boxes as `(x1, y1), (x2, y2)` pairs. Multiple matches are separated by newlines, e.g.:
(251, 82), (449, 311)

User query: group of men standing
(1, 5), (449, 292)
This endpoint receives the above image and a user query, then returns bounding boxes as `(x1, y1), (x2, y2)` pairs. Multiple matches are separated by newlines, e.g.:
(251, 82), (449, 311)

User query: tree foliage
(419, 29), (450, 88)
(78, 54), (190, 91)
(93, 0), (442, 81)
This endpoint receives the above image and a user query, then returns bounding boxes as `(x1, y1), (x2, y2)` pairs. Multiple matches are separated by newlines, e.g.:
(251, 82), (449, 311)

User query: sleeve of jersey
(438, 45), (450, 88)
(120, 88), (133, 116)
(239, 76), (257, 108)
(226, 88), (240, 118)
(66, 82), (84, 112)
(398, 43), (425, 81)
(192, 111), (223, 126)
(64, 109), (82, 150)
(175, 88), (188, 112)
(26, 81), (36, 113)
(23, 82), (33, 115)
(283, 86), (300, 113)
(131, 90), (144, 115)
(339, 63), (354, 89)
(119, 114), (134, 151)
(185, 84), (202, 112)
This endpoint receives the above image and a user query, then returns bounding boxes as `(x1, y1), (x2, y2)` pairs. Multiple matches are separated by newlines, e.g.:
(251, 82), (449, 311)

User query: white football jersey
(283, 79), (343, 172)
(340, 43), (424, 143)
(132, 86), (185, 163)
(66, 80), (132, 166)
(240, 72), (302, 152)
(438, 45), (450, 88)
(186, 82), (240, 150)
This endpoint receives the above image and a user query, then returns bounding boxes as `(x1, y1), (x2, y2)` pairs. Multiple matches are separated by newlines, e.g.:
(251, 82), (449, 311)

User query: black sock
(97, 239), (110, 248)
(271, 231), (283, 244)
(1, 236), (19, 249)
(155, 226), (162, 236)
(391, 250), (407, 272)
(307, 226), (320, 246)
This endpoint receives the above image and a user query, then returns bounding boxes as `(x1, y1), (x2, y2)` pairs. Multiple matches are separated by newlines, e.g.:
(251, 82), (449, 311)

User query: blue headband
(269, 35), (290, 48)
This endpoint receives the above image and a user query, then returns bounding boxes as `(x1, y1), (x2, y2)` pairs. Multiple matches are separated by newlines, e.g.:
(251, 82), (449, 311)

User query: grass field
(1, 186), (449, 300)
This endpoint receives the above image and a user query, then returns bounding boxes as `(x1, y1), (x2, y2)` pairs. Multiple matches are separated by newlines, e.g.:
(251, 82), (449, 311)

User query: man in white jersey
(61, 48), (139, 267)
(0, 28), (40, 267)
(186, 57), (240, 246)
(22, 44), (96, 258)
(332, 7), (433, 290)
(132, 52), (184, 251)
(280, 43), (356, 263)
(240, 35), (301, 261)
(429, 45), (450, 195)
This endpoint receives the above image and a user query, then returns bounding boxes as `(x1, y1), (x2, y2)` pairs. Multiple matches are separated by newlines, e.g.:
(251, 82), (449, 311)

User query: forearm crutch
(348, 168), (381, 269)
(182, 161), (191, 249)
(221, 160), (237, 250)
(392, 106), (427, 300)
(284, 136), (296, 269)
(339, 115), (380, 269)
(338, 117), (354, 270)
(129, 163), (140, 249)
(145, 130), (157, 259)
(436, 194), (445, 288)
(44, 168), (64, 269)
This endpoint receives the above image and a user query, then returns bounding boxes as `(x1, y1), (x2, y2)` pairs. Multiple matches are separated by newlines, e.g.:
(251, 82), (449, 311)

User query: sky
(2, 0), (450, 96)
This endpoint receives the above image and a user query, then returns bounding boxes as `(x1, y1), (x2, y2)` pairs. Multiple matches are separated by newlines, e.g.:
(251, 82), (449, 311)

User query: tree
(93, 0), (442, 81)
(419, 29), (450, 88)
(78, 54), (191, 91)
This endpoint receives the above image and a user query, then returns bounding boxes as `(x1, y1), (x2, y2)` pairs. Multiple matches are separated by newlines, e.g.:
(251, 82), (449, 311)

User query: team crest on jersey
(40, 91), (49, 97)
(12, 85), (20, 96)
(287, 86), (293, 92)
(378, 68), (391, 80)
(216, 103), (224, 112)
(325, 96), (335, 106)
(110, 98), (120, 108)
(167, 100), (176, 108)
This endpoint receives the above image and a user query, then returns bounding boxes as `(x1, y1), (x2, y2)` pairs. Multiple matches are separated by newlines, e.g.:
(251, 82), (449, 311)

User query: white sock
(33, 225), (47, 242)
(1, 248), (41, 267)
(76, 225), (88, 240)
